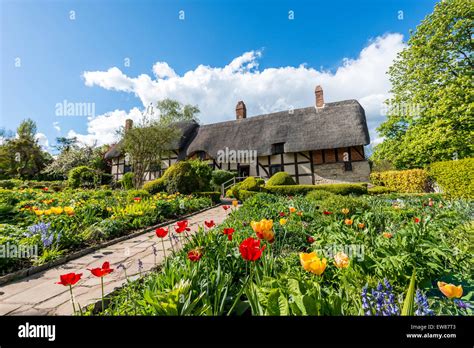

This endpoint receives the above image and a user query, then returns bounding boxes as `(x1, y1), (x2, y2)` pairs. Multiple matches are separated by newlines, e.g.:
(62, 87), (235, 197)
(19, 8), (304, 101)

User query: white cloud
(77, 33), (405, 146)
(35, 132), (50, 150)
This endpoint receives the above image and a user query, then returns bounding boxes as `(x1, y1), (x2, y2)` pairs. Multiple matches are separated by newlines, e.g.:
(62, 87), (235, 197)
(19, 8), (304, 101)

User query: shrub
(306, 190), (335, 201)
(368, 186), (394, 195)
(143, 177), (166, 194)
(120, 172), (134, 190)
(238, 190), (260, 201)
(210, 170), (237, 190)
(67, 166), (99, 188)
(189, 159), (213, 192)
(192, 191), (221, 204)
(0, 179), (22, 189)
(266, 172), (296, 186)
(164, 161), (198, 194)
(266, 183), (368, 196)
(370, 169), (428, 193)
(429, 158), (474, 198)
(227, 176), (265, 200)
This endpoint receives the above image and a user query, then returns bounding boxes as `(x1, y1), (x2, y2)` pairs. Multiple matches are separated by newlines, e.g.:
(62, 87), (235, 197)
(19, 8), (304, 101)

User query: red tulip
(204, 220), (215, 228)
(222, 228), (235, 241)
(155, 227), (168, 238)
(175, 220), (191, 233)
(89, 261), (114, 277)
(222, 205), (230, 211)
(307, 236), (315, 243)
(187, 249), (202, 262)
(279, 212), (286, 217)
(323, 211), (332, 215)
(414, 217), (420, 223)
(239, 237), (266, 261)
(43, 187), (49, 191)
(56, 272), (82, 286)
(133, 197), (142, 203)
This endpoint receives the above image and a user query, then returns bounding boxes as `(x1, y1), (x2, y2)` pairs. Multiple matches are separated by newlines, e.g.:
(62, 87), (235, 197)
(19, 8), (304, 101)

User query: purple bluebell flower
(362, 280), (400, 316)
(414, 289), (434, 316)
(453, 299), (471, 310)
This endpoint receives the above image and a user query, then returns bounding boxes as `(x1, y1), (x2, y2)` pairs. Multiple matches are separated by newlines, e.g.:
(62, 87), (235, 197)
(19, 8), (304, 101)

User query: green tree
(1, 119), (52, 179)
(121, 99), (199, 188)
(372, 0), (473, 169)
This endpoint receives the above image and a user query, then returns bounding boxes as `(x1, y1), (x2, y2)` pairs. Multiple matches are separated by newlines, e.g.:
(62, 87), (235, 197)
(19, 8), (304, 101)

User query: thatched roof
(104, 120), (199, 160)
(187, 100), (370, 157)
(105, 100), (370, 160)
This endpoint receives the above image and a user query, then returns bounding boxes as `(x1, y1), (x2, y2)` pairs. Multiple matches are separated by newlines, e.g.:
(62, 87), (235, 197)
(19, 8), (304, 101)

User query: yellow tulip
(251, 219), (274, 242)
(44, 209), (52, 215)
(232, 200), (238, 207)
(299, 252), (327, 275)
(34, 210), (44, 216)
(51, 207), (63, 215)
(64, 206), (75, 216)
(279, 218), (287, 225)
(334, 251), (350, 269)
(341, 208), (349, 215)
(289, 207), (296, 213)
(437, 282), (463, 299)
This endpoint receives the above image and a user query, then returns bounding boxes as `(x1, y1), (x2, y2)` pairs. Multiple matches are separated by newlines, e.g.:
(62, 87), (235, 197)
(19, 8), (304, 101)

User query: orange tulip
(358, 223), (365, 229)
(383, 232), (393, 239)
(344, 219), (353, 226)
(289, 207), (296, 213)
(437, 282), (463, 299)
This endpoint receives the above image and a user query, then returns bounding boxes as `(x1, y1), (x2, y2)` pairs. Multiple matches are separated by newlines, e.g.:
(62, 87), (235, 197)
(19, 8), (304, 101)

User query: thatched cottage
(105, 86), (371, 184)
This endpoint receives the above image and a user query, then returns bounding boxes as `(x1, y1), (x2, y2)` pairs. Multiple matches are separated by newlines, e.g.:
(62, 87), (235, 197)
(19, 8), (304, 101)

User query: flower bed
(0, 186), (213, 275)
(94, 192), (473, 316)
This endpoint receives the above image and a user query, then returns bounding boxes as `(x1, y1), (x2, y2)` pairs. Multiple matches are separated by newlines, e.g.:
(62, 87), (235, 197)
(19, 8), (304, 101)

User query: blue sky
(0, 0), (439, 151)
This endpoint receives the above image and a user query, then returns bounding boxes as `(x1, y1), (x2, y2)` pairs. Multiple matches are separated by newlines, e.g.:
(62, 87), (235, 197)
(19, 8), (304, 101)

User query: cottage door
(238, 165), (250, 177)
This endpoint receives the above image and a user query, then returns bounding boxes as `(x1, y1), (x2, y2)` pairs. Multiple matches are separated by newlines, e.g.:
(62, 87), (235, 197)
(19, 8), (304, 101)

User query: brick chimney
(236, 101), (246, 119)
(125, 119), (133, 132)
(315, 85), (324, 108)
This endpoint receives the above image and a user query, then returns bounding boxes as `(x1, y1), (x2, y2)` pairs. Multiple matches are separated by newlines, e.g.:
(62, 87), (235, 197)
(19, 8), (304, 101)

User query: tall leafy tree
(372, 0), (473, 169)
(1, 119), (52, 179)
(120, 99), (200, 188)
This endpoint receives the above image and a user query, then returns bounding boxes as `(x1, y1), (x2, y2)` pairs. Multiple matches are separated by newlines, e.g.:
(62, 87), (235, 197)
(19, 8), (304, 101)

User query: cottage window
(270, 164), (283, 176)
(271, 143), (285, 155)
(344, 162), (352, 171)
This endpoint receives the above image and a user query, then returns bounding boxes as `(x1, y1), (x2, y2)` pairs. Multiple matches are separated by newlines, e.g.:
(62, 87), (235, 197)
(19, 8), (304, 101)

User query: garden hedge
(266, 172), (296, 186)
(210, 169), (236, 190)
(192, 191), (221, 204)
(428, 158), (474, 198)
(370, 169), (428, 193)
(68, 166), (100, 188)
(265, 183), (368, 196)
(368, 186), (395, 195)
(142, 177), (165, 194)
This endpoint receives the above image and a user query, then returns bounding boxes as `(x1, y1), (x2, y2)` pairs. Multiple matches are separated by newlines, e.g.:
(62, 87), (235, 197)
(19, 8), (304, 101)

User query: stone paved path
(0, 205), (234, 315)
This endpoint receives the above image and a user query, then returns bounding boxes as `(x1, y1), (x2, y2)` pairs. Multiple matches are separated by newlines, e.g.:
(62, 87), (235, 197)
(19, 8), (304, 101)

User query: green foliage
(239, 177), (263, 191)
(266, 172), (296, 186)
(371, 0), (474, 169)
(188, 159), (213, 192)
(192, 192), (221, 204)
(305, 190), (335, 201)
(428, 158), (474, 198)
(266, 183), (368, 196)
(370, 169), (428, 193)
(0, 119), (52, 179)
(238, 190), (260, 202)
(319, 195), (370, 213)
(142, 177), (166, 194)
(401, 270), (416, 316)
(210, 170), (237, 190)
(120, 172), (134, 190)
(368, 186), (395, 195)
(163, 161), (198, 194)
(227, 176), (265, 200)
(67, 166), (100, 188)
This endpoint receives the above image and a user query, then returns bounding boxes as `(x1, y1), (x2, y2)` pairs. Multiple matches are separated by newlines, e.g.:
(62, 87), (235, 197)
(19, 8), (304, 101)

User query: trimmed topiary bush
(370, 169), (428, 193)
(67, 166), (99, 188)
(266, 172), (296, 186)
(163, 161), (198, 194)
(210, 169), (237, 190)
(143, 177), (166, 194)
(428, 158), (474, 198)
(266, 183), (368, 196)
(368, 186), (394, 195)
(238, 190), (260, 201)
